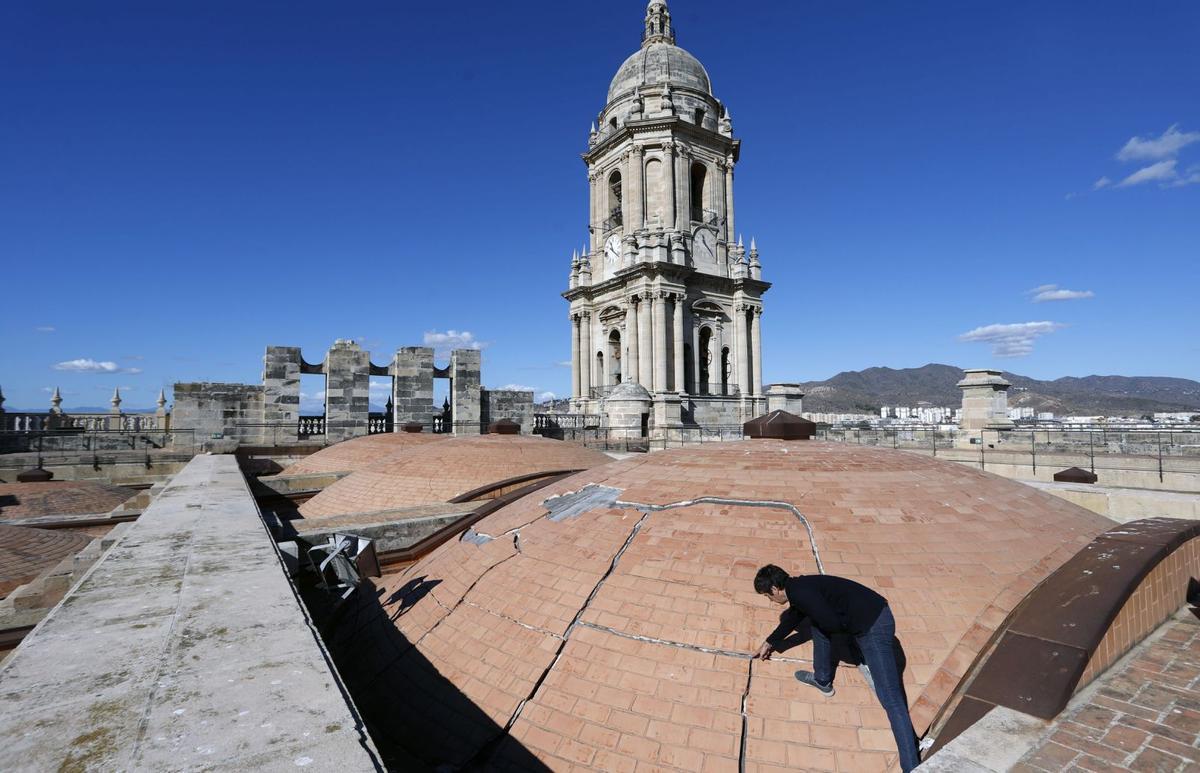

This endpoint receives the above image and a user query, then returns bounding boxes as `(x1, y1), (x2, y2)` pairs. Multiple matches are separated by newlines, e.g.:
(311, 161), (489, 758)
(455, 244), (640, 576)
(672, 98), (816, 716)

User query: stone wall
(685, 395), (744, 429)
(481, 389), (535, 435)
(172, 382), (265, 449)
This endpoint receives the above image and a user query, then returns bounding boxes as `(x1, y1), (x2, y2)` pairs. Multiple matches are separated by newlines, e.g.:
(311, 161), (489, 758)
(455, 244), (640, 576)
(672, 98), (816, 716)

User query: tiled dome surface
(280, 432), (447, 476)
(0, 481), (136, 520)
(329, 440), (1111, 772)
(299, 435), (613, 519)
(0, 524), (91, 597)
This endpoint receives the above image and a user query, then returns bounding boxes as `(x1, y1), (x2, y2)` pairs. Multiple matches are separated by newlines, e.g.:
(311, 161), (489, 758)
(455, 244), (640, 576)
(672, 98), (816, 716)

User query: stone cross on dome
(644, 0), (675, 45)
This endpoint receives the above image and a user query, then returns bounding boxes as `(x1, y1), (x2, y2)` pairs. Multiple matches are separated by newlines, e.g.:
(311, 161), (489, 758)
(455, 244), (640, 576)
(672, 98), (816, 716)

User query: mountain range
(797, 364), (1200, 416)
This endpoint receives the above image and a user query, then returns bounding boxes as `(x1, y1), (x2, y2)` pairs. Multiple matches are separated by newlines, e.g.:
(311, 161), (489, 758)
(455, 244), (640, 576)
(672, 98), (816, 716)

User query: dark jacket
(766, 574), (888, 646)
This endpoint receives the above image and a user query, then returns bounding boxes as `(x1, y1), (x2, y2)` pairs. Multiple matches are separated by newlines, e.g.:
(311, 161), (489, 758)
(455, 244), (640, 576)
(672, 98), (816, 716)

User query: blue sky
(2, 0), (1198, 410)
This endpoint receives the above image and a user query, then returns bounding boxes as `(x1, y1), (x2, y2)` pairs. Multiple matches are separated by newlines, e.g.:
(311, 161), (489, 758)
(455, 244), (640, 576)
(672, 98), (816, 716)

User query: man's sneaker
(794, 670), (835, 697)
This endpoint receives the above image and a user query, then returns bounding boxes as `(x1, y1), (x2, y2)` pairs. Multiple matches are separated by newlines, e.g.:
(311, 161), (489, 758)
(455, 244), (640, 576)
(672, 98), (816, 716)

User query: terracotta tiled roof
(0, 481), (136, 520)
(0, 524), (91, 597)
(299, 435), (613, 519)
(280, 432), (447, 476)
(328, 440), (1112, 771)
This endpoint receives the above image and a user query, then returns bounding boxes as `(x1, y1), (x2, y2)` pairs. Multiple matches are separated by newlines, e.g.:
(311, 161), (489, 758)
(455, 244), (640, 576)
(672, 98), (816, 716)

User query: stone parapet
(0, 454), (381, 771)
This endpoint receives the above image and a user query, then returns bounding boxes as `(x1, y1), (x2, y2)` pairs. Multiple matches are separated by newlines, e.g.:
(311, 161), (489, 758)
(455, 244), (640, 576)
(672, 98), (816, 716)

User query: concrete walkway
(0, 454), (381, 772)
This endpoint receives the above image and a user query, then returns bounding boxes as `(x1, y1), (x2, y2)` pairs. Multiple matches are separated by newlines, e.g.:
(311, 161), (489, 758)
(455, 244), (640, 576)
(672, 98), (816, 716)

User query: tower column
(638, 293), (653, 390)
(571, 314), (581, 399)
(672, 293), (685, 393)
(751, 307), (763, 395)
(652, 292), (668, 392)
(626, 298), (640, 385)
(691, 322), (701, 394)
(676, 148), (691, 232)
(724, 156), (735, 242)
(580, 311), (592, 398)
(735, 304), (750, 396)
(662, 142), (676, 234)
(707, 327), (719, 394)
(628, 145), (645, 233)
(588, 172), (599, 253)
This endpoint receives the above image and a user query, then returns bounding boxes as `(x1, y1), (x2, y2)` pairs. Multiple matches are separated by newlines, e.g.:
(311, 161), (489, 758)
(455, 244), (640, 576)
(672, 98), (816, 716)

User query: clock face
(605, 234), (622, 266)
(694, 229), (716, 262)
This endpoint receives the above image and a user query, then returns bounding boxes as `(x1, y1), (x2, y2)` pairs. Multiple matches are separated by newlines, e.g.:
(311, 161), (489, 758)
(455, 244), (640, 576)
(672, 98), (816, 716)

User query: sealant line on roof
(614, 495), (825, 574)
(739, 660), (753, 773)
(575, 621), (812, 665)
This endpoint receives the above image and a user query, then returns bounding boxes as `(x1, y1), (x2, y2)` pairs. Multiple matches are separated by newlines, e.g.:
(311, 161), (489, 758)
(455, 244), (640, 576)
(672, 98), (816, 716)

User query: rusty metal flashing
(928, 517), (1200, 754)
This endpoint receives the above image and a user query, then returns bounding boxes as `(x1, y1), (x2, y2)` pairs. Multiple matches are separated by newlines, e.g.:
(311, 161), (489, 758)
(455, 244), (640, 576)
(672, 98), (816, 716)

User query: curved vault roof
(326, 440), (1111, 771)
(280, 432), (447, 477)
(0, 524), (91, 597)
(0, 481), (136, 520)
(298, 435), (613, 519)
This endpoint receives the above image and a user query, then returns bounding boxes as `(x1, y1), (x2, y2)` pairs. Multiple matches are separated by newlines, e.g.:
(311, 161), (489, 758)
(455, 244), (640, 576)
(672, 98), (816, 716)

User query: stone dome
(0, 481), (136, 520)
(280, 432), (447, 477)
(298, 435), (613, 519)
(0, 524), (91, 597)
(604, 381), (652, 401)
(608, 42), (712, 103)
(327, 440), (1111, 771)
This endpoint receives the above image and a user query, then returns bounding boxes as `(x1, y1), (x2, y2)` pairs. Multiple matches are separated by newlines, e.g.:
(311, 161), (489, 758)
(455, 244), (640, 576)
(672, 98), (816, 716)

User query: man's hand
(755, 641), (773, 660)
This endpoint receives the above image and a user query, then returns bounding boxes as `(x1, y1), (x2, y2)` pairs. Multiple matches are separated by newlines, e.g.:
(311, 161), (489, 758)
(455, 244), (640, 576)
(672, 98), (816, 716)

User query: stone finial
(49, 386), (62, 414)
(157, 388), (167, 409)
(630, 88), (644, 118)
(643, 0), (675, 46)
(660, 84), (674, 115)
(110, 387), (122, 413)
(749, 238), (761, 279)
(589, 121), (598, 147)
(719, 107), (733, 136)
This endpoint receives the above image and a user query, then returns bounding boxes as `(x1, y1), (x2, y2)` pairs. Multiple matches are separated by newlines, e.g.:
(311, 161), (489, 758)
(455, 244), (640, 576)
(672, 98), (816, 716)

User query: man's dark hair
(754, 564), (789, 595)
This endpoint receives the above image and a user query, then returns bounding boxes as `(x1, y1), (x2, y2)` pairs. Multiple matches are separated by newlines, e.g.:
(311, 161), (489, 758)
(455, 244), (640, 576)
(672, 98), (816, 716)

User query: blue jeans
(811, 606), (921, 772)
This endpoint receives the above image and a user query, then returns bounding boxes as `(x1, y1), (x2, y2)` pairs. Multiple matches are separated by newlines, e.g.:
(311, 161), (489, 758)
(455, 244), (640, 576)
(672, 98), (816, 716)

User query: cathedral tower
(563, 0), (769, 423)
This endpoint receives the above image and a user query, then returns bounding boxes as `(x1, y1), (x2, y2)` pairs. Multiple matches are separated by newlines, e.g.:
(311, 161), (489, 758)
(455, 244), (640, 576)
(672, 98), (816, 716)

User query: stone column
(638, 293), (653, 390)
(735, 306), (750, 397)
(715, 160), (728, 239)
(691, 322), (701, 394)
(672, 294), (685, 393)
(588, 172), (599, 254)
(662, 142), (676, 235)
(324, 339), (371, 442)
(724, 156), (735, 242)
(957, 369), (1015, 432)
(751, 307), (763, 396)
(580, 311), (592, 398)
(628, 145), (645, 233)
(676, 148), (691, 232)
(570, 314), (581, 399)
(450, 348), (482, 435)
(652, 292), (668, 392)
(392, 346), (435, 430)
(262, 346), (301, 440)
(626, 300), (640, 386)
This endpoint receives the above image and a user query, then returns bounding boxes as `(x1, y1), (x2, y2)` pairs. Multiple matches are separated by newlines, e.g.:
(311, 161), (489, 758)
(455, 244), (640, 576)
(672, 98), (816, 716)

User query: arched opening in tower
(698, 327), (713, 394)
(690, 162), (707, 223)
(608, 170), (623, 227)
(608, 329), (622, 385)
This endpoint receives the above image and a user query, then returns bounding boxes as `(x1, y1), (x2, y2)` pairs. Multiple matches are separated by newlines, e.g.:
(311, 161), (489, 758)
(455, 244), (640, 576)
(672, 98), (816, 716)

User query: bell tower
(563, 0), (770, 425)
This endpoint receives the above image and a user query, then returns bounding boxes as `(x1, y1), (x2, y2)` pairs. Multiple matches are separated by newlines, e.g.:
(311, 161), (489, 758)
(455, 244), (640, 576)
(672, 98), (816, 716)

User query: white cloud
(52, 358), (143, 374)
(496, 383), (537, 393)
(556, 360), (572, 368)
(35, 326), (55, 333)
(958, 321), (1066, 357)
(1167, 164), (1200, 188)
(1117, 159), (1178, 188)
(1092, 176), (1112, 190)
(422, 329), (487, 357)
(537, 391), (557, 403)
(1028, 284), (1094, 303)
(1116, 124), (1200, 162)
(368, 381), (392, 394)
